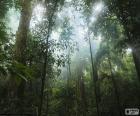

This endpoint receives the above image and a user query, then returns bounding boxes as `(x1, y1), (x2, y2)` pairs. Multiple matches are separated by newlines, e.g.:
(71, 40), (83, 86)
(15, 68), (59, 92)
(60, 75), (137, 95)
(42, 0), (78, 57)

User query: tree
(38, 0), (59, 115)
(13, 0), (33, 112)
(105, 0), (140, 80)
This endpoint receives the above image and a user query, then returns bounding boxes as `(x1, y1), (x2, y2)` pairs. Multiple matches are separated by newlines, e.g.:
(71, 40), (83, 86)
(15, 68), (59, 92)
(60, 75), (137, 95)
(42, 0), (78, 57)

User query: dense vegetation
(0, 0), (140, 116)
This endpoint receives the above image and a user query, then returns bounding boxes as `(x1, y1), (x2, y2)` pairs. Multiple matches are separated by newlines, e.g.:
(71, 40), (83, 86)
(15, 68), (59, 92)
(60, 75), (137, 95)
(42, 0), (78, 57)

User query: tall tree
(88, 31), (100, 116)
(107, 55), (123, 116)
(13, 0), (33, 111)
(38, 0), (59, 115)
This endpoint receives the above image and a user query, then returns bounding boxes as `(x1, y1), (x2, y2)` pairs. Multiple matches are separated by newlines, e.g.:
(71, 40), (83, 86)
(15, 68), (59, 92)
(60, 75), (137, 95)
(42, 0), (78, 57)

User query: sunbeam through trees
(0, 0), (140, 116)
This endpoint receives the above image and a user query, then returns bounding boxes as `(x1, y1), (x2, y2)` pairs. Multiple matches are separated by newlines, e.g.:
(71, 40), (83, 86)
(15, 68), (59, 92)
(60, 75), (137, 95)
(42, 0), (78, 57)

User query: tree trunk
(38, 1), (58, 116)
(15, 0), (32, 63)
(76, 67), (87, 116)
(66, 56), (71, 116)
(80, 76), (87, 116)
(88, 33), (100, 116)
(14, 0), (32, 111)
(108, 56), (123, 116)
(76, 71), (80, 116)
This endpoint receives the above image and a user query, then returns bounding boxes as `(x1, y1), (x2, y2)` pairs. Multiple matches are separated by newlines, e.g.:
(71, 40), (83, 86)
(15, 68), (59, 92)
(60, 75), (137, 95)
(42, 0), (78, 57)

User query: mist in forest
(0, 0), (140, 116)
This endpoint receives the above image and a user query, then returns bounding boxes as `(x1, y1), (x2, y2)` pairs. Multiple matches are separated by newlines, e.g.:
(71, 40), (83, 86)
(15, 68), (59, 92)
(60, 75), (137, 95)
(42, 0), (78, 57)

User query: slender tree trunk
(80, 76), (87, 116)
(67, 49), (71, 87)
(38, 28), (49, 116)
(76, 71), (80, 116)
(75, 79), (79, 116)
(38, 1), (58, 116)
(76, 67), (87, 116)
(88, 33), (100, 116)
(66, 64), (70, 116)
(66, 49), (71, 116)
(107, 56), (123, 116)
